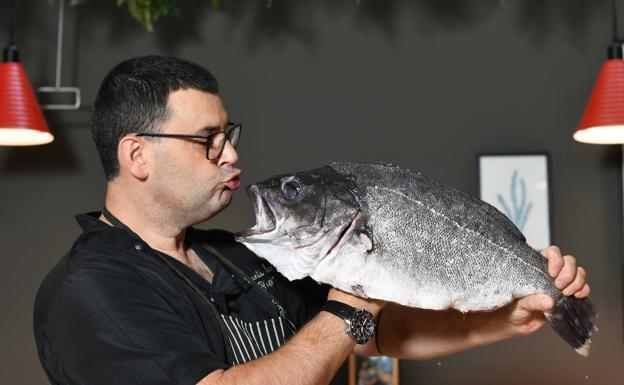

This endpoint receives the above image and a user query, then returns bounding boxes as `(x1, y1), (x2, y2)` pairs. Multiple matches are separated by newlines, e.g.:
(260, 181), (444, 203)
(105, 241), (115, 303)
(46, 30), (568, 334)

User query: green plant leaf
(57, 0), (279, 31)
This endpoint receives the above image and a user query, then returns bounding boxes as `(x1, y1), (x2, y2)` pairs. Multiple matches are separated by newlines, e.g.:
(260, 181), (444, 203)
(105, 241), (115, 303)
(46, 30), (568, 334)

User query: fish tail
(545, 296), (598, 357)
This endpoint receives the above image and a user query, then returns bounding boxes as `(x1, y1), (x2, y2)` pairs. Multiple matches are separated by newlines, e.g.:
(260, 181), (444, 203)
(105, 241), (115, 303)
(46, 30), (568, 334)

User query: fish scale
(313, 185), (551, 311)
(237, 161), (597, 356)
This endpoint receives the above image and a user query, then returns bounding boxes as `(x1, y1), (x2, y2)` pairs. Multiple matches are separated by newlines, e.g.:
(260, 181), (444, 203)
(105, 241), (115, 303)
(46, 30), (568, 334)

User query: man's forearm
(376, 303), (515, 360)
(199, 311), (356, 385)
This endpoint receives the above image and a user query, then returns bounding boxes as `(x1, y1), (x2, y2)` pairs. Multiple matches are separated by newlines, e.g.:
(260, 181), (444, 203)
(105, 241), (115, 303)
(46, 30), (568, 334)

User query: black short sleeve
(39, 265), (227, 385)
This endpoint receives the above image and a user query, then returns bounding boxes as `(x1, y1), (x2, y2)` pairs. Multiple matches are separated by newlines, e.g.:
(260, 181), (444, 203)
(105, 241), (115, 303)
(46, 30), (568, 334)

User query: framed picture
(348, 354), (399, 385)
(478, 153), (552, 250)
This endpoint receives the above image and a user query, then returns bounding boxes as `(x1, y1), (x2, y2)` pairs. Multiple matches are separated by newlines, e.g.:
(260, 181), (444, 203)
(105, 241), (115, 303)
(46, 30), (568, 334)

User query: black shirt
(34, 212), (328, 385)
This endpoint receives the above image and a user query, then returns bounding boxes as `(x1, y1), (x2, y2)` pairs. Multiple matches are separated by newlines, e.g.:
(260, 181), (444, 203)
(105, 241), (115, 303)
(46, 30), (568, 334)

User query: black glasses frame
(136, 122), (241, 160)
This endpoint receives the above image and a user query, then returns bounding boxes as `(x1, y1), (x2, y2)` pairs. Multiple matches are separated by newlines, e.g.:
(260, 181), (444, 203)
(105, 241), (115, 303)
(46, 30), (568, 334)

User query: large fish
(235, 162), (597, 356)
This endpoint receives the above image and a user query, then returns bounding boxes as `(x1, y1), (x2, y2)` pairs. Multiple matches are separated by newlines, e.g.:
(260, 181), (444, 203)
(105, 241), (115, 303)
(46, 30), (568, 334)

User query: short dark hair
(92, 55), (219, 181)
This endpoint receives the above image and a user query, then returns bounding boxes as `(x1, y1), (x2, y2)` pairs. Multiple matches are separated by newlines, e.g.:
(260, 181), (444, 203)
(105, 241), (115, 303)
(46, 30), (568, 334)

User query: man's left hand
(499, 245), (591, 336)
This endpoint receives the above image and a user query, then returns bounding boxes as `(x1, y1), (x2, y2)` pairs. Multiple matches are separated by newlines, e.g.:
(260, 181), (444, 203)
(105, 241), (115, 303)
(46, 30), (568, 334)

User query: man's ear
(118, 135), (149, 180)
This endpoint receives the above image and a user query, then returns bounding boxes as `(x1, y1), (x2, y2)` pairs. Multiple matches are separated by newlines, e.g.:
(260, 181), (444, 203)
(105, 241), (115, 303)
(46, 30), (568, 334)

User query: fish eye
(281, 179), (301, 200)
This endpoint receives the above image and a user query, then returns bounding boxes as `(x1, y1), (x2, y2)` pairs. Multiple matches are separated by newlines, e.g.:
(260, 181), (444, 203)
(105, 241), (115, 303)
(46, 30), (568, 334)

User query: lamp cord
(614, 0), (620, 40)
(8, 0), (15, 45)
(609, 0), (624, 59)
(3, 0), (19, 62)
(55, 0), (64, 88)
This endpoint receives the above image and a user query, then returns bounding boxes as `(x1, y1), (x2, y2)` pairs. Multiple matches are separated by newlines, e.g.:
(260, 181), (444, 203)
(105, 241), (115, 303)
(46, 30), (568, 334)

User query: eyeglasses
(136, 122), (241, 160)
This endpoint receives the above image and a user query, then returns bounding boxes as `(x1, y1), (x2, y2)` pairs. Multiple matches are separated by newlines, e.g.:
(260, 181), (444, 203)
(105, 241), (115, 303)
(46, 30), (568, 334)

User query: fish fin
(356, 226), (374, 252)
(351, 284), (368, 298)
(545, 296), (598, 356)
(358, 233), (373, 252)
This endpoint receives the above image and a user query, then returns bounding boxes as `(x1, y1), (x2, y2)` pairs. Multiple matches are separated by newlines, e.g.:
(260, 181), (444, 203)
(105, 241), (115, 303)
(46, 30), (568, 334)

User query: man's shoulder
(48, 228), (148, 283)
(34, 227), (166, 327)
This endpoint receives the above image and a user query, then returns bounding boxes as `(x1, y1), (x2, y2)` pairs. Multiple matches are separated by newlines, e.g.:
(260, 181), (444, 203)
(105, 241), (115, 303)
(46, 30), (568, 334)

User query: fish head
(236, 165), (362, 280)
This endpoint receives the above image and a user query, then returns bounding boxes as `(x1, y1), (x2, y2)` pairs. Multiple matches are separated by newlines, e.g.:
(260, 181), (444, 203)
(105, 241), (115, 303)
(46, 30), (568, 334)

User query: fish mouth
(236, 185), (279, 240)
(236, 184), (363, 258)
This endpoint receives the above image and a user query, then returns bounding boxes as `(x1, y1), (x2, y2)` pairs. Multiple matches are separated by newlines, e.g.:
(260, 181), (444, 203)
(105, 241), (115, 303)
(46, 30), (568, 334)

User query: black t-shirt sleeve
(41, 266), (227, 385)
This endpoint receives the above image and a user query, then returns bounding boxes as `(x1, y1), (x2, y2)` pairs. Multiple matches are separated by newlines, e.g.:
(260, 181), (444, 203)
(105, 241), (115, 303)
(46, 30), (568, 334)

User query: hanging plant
(64, 0), (274, 32)
(115, 0), (181, 31)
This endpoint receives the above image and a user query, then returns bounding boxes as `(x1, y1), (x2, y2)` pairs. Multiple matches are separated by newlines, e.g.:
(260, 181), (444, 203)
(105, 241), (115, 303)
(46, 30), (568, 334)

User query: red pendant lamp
(575, 1), (624, 345)
(0, 0), (53, 146)
(574, 0), (624, 144)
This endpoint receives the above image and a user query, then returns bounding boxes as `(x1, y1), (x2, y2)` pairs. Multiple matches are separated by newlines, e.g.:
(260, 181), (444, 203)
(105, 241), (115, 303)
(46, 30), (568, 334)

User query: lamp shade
(574, 59), (624, 144)
(0, 62), (53, 146)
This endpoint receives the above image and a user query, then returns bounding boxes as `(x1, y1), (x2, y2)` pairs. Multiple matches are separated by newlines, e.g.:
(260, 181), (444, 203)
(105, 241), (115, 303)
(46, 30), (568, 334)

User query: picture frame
(477, 153), (553, 251)
(348, 354), (399, 385)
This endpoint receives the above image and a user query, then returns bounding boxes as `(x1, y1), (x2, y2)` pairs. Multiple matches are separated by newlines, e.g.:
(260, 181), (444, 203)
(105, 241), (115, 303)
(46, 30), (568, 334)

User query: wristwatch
(322, 300), (376, 344)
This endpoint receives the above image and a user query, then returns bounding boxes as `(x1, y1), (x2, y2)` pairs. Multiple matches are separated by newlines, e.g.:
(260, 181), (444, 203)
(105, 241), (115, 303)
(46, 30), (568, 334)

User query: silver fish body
(236, 162), (597, 355)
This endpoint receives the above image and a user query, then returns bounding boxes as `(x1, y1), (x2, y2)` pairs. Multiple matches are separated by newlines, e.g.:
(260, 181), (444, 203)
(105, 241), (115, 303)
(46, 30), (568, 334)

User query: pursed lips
(223, 170), (242, 190)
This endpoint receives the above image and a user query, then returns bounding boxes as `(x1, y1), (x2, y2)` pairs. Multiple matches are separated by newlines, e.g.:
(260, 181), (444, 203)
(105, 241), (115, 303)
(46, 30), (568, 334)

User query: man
(34, 55), (590, 385)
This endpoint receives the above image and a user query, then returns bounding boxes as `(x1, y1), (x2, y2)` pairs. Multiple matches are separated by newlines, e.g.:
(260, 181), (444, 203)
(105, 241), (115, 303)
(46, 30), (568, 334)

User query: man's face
(145, 88), (241, 225)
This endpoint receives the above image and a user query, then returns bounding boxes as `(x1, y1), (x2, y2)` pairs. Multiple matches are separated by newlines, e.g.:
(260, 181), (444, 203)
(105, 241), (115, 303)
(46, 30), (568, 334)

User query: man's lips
(224, 173), (242, 190)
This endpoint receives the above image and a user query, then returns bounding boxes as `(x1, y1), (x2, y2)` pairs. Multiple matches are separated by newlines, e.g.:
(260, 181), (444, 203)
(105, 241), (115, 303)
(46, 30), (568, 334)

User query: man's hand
(499, 245), (591, 336)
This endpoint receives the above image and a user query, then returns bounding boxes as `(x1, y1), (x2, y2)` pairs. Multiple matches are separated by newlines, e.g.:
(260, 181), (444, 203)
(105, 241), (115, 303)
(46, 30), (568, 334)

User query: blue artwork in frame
(496, 169), (533, 232)
(478, 153), (552, 250)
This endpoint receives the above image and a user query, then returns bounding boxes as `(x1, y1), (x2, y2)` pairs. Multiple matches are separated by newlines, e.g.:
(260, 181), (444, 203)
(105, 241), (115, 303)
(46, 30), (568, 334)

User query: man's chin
(184, 189), (236, 226)
(196, 197), (233, 224)
(220, 189), (234, 208)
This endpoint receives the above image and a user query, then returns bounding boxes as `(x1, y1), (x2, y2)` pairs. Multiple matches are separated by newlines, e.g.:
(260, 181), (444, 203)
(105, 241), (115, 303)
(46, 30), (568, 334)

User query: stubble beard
(150, 158), (239, 227)
(184, 186), (234, 226)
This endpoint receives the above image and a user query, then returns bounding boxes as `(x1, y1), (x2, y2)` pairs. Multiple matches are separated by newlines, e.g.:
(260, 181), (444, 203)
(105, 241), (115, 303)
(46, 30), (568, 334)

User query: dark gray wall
(1, 0), (623, 384)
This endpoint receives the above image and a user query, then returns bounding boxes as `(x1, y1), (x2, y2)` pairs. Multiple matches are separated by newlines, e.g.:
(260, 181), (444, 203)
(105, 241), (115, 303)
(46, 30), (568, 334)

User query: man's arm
(355, 246), (590, 359)
(198, 289), (385, 385)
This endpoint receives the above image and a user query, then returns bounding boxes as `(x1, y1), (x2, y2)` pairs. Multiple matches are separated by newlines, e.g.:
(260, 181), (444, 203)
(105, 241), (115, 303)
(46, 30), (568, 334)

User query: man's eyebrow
(195, 126), (222, 135)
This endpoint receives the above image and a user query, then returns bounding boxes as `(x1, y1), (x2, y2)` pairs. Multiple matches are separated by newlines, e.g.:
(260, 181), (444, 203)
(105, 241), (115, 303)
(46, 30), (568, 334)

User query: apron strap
(100, 207), (238, 364)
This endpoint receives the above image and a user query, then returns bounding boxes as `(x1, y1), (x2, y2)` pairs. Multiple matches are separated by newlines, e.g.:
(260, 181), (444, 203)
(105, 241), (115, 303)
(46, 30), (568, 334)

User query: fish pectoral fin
(358, 232), (373, 252)
(351, 284), (368, 298)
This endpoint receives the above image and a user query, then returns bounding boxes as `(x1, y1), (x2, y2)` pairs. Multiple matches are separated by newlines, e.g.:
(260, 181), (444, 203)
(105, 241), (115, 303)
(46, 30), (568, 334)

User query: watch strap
(322, 300), (357, 320)
(322, 300), (375, 344)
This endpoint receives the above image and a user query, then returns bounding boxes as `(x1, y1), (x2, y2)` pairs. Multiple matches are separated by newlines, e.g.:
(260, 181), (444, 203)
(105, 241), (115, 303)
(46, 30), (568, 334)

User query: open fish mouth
(237, 184), (363, 255)
(237, 185), (278, 240)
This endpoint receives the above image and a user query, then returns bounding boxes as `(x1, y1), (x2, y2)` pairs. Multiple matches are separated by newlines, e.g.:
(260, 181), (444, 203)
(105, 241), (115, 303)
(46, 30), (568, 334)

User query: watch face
(350, 309), (375, 344)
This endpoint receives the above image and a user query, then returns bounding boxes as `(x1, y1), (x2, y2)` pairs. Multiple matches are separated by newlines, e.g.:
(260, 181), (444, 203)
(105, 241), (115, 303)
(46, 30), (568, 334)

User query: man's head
(92, 55), (219, 181)
(92, 56), (241, 226)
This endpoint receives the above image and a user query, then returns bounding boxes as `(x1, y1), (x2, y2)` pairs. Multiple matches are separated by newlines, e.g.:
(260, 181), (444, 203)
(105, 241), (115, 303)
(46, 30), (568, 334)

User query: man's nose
(218, 139), (239, 166)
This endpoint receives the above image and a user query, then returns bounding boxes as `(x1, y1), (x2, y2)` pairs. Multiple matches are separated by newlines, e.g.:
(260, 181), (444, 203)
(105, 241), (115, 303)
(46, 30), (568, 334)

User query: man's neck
(102, 187), (191, 264)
